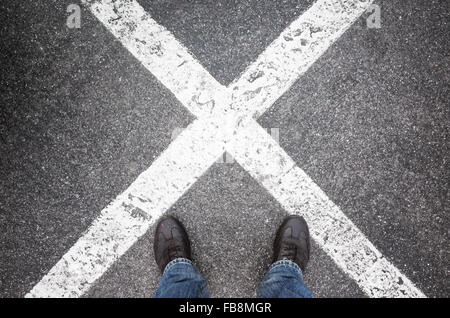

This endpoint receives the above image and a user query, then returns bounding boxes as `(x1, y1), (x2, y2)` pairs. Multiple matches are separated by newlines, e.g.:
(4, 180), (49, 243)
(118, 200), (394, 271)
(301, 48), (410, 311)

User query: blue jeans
(155, 258), (313, 298)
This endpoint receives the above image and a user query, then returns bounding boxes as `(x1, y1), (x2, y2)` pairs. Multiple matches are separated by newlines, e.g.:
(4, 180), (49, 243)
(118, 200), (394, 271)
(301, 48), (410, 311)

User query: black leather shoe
(273, 215), (310, 271)
(154, 216), (192, 273)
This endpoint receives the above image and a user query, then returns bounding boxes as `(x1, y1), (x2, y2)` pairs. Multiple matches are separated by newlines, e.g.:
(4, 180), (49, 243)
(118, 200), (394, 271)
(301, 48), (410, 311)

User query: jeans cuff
(269, 260), (304, 278)
(163, 258), (194, 276)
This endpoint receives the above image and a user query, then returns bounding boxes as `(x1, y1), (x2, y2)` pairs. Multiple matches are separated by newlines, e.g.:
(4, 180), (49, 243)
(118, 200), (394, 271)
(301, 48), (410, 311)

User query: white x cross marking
(27, 0), (425, 298)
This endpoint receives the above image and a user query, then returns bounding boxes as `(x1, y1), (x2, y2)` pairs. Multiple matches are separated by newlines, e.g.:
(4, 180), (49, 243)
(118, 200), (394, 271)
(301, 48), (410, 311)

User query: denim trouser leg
(155, 258), (311, 298)
(257, 260), (313, 298)
(155, 258), (210, 298)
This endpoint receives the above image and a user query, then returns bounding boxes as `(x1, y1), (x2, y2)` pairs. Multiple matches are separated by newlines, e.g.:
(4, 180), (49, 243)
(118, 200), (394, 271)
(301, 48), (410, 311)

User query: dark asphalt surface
(1, 0), (449, 297)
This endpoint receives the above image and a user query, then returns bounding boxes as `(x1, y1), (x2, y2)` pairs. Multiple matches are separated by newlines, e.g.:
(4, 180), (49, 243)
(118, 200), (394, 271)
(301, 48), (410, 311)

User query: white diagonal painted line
(85, 0), (223, 118)
(27, 0), (426, 298)
(27, 114), (236, 297)
(227, 120), (425, 297)
(27, 0), (230, 298)
(228, 0), (373, 118)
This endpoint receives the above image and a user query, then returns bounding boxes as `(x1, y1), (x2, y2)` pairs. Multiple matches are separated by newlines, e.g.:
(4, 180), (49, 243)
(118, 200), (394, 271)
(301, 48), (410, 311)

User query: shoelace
(280, 243), (297, 261)
(167, 240), (184, 259)
(280, 242), (308, 264)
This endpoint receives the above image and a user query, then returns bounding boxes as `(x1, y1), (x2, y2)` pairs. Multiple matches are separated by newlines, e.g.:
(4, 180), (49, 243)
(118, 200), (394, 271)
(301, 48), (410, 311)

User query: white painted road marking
(27, 0), (426, 298)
